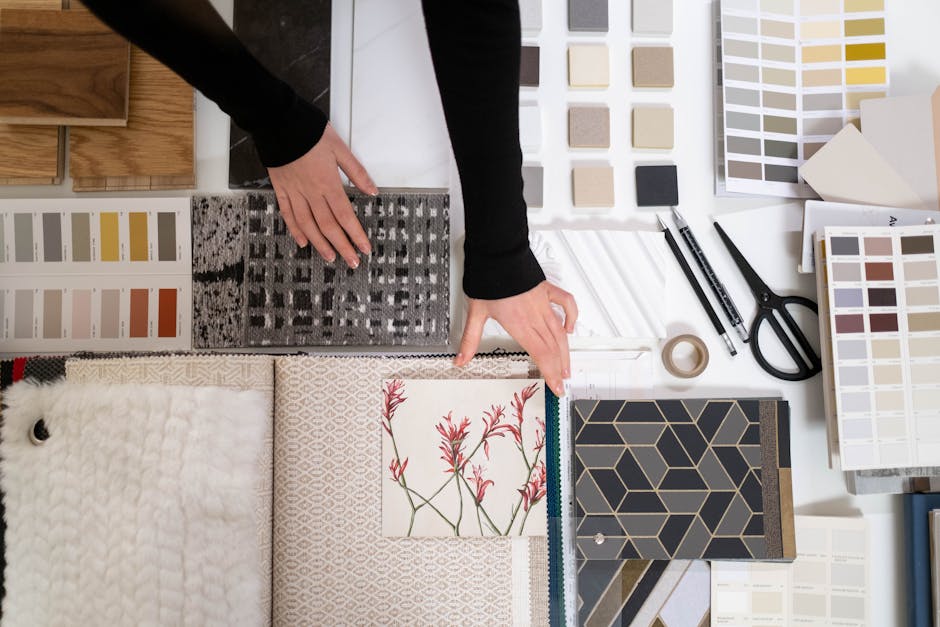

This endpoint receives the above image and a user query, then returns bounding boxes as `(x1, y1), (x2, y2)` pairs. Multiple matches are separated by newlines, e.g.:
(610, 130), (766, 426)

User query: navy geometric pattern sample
(192, 191), (450, 348)
(573, 399), (791, 561)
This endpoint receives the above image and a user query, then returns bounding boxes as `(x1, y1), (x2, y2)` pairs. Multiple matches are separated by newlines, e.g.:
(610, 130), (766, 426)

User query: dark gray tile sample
(520, 45), (540, 87)
(568, 0), (608, 32)
(635, 164), (678, 207)
(192, 190), (450, 347)
(228, 0), (332, 189)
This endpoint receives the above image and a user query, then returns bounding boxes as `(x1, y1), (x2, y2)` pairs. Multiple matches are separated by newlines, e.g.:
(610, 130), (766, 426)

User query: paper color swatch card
(0, 198), (191, 352)
(381, 379), (547, 537)
(824, 224), (940, 470)
(711, 515), (869, 626)
(720, 0), (888, 197)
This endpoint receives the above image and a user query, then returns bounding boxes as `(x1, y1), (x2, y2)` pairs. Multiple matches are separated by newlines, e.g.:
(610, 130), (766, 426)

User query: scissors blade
(713, 222), (772, 300)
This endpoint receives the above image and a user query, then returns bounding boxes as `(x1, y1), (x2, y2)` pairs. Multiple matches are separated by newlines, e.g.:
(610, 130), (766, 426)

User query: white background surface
(3, 1), (940, 624)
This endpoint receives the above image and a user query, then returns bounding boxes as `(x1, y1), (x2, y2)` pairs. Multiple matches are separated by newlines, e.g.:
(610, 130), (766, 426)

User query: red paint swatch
(157, 289), (176, 338)
(865, 262), (894, 281)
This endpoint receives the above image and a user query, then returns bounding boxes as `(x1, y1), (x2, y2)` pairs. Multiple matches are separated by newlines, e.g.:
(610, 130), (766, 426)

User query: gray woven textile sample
(192, 190), (450, 348)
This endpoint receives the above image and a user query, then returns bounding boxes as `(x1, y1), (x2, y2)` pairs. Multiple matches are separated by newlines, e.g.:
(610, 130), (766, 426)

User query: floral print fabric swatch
(381, 378), (548, 537)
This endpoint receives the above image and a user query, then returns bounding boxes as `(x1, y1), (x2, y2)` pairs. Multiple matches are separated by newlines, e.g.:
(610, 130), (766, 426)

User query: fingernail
(348, 258), (359, 269)
(454, 353), (464, 364)
(327, 255), (336, 264)
(563, 368), (571, 378)
(368, 182), (379, 196)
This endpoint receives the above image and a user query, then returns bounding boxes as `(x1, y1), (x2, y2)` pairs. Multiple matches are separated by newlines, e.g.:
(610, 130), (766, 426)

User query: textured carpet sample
(66, 354), (276, 625)
(1, 380), (266, 626)
(192, 190), (450, 348)
(272, 355), (548, 625)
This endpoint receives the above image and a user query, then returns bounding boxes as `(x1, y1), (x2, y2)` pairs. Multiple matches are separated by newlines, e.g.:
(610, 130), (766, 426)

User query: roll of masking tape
(662, 334), (709, 378)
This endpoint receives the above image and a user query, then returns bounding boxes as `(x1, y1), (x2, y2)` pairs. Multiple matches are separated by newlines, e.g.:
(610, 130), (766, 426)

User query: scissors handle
(750, 296), (822, 382)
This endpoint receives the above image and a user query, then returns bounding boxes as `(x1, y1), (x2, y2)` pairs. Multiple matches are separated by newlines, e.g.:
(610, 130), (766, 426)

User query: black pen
(657, 216), (737, 356)
(672, 208), (749, 342)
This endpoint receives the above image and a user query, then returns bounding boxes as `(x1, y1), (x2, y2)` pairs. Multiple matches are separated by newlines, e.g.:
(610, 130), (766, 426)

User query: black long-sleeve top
(80, 0), (545, 300)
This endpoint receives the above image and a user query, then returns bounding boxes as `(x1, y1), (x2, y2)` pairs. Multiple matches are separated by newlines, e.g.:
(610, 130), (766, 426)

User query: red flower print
(469, 464), (495, 504)
(480, 404), (517, 460)
(381, 379), (407, 437)
(436, 412), (471, 473)
(533, 417), (545, 454)
(389, 457), (408, 482)
(510, 382), (540, 447)
(518, 462), (547, 512)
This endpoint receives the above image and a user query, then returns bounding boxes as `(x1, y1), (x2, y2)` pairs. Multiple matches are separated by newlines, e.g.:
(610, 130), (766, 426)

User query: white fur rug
(1, 381), (266, 626)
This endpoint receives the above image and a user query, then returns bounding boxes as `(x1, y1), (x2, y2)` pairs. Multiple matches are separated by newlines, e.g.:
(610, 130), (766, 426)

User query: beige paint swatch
(860, 87), (940, 210)
(572, 166), (614, 207)
(799, 124), (927, 209)
(632, 46), (674, 88)
(568, 44), (609, 87)
(568, 106), (610, 148)
(633, 105), (674, 149)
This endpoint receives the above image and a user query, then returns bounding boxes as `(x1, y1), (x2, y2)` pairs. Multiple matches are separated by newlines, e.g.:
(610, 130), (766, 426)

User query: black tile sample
(635, 164), (679, 207)
(229, 0), (332, 189)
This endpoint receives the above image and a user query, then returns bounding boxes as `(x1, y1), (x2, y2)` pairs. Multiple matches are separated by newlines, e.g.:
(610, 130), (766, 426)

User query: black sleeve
(422, 0), (545, 300)
(80, 0), (327, 168)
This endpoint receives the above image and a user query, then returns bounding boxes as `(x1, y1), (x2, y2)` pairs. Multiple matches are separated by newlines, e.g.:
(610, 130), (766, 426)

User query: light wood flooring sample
(0, 8), (129, 125)
(0, 0), (63, 185)
(69, 46), (195, 192)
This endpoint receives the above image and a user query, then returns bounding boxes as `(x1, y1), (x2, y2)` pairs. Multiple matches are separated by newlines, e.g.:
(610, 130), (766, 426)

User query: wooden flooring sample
(0, 0), (64, 185)
(0, 8), (129, 125)
(69, 46), (195, 192)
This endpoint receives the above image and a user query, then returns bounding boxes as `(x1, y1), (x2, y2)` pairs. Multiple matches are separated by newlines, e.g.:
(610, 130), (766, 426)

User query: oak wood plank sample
(0, 8), (130, 126)
(0, 0), (64, 185)
(69, 45), (195, 192)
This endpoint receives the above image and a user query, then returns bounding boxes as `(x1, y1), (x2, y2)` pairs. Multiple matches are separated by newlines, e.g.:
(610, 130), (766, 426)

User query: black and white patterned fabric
(192, 191), (450, 348)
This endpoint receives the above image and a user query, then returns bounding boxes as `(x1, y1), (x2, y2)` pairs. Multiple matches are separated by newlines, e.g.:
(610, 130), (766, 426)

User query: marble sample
(569, 45), (610, 88)
(633, 105), (675, 149)
(569, 106), (611, 149)
(228, 0), (332, 189)
(633, 46), (675, 88)
(350, 0), (450, 188)
(572, 166), (615, 208)
(522, 165), (544, 209)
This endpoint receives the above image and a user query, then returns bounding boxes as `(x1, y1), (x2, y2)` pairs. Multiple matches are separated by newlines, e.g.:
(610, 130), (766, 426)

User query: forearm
(422, 0), (544, 299)
(81, 0), (327, 167)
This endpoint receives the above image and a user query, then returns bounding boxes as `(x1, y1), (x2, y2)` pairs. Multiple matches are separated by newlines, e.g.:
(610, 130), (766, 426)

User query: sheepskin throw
(1, 381), (266, 626)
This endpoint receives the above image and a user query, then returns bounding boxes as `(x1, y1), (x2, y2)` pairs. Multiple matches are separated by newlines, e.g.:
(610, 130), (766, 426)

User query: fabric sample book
(65, 353), (276, 624)
(711, 516), (869, 626)
(1, 380), (267, 625)
(573, 398), (795, 560)
(192, 190), (450, 348)
(577, 559), (710, 627)
(273, 355), (548, 625)
(905, 493), (940, 627)
(228, 0), (331, 189)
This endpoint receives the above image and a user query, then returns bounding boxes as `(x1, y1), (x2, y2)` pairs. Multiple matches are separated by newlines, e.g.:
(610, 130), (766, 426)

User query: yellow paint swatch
(846, 43), (886, 61)
(845, 0), (884, 11)
(846, 66), (887, 85)
(100, 212), (119, 261)
(803, 68), (842, 87)
(801, 0), (840, 14)
(846, 91), (886, 109)
(128, 212), (148, 261)
(845, 18), (885, 37)
(801, 21), (841, 39)
(803, 45), (841, 63)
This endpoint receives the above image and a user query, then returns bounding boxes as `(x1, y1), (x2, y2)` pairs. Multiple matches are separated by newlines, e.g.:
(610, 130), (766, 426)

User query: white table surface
(3, 1), (940, 624)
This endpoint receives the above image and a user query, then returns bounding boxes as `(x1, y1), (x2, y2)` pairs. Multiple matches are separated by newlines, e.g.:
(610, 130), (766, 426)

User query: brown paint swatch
(865, 262), (893, 281)
(901, 235), (935, 255)
(0, 8), (130, 125)
(632, 46), (674, 87)
(129, 288), (148, 338)
(869, 312), (898, 332)
(835, 314), (864, 333)
(520, 45), (540, 87)
(909, 312), (940, 333)
(867, 288), (896, 307)
(157, 288), (176, 338)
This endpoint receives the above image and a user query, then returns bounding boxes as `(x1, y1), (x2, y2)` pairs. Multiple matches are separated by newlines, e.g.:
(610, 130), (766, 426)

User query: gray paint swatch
(569, 0), (608, 31)
(228, 0), (331, 189)
(43, 289), (62, 339)
(100, 289), (120, 338)
(42, 213), (62, 262)
(14, 290), (32, 339)
(157, 212), (177, 261)
(14, 213), (32, 262)
(71, 213), (91, 262)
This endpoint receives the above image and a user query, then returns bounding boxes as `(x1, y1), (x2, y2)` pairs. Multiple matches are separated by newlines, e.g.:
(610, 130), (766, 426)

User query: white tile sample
(519, 104), (543, 152)
(633, 0), (673, 34)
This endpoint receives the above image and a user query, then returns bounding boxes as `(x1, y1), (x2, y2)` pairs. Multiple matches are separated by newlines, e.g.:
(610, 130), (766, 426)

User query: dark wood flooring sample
(0, 8), (129, 125)
(228, 0), (331, 189)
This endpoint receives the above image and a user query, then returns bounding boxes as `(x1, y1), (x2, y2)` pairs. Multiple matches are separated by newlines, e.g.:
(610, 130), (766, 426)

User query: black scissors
(714, 222), (822, 381)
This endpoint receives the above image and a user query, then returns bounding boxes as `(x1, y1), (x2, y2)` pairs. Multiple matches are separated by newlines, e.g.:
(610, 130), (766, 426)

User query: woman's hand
(268, 123), (378, 268)
(456, 281), (578, 396)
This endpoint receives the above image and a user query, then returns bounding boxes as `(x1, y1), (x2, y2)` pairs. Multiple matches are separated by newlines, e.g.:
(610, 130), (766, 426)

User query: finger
(548, 284), (579, 333)
(290, 193), (336, 262)
(456, 304), (487, 366)
(274, 191), (307, 247)
(520, 321), (563, 396)
(326, 189), (372, 255)
(334, 142), (378, 195)
(545, 313), (571, 380)
(308, 194), (360, 268)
